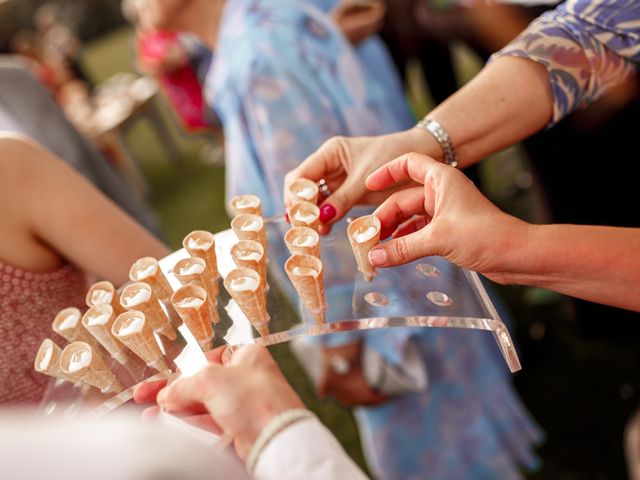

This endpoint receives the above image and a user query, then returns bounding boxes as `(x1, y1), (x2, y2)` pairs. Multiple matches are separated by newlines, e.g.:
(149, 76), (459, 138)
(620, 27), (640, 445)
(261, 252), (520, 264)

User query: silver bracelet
(246, 408), (316, 473)
(415, 118), (458, 167)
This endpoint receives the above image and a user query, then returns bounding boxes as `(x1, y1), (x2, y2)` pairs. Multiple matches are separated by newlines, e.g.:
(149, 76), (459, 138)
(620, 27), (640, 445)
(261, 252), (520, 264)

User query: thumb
(368, 229), (435, 268)
(319, 177), (366, 226)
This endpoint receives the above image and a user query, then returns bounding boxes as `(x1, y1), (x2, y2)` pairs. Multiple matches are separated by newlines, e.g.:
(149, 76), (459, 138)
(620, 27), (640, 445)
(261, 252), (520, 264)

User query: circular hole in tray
(426, 291), (453, 307)
(364, 292), (390, 307)
(416, 263), (440, 277)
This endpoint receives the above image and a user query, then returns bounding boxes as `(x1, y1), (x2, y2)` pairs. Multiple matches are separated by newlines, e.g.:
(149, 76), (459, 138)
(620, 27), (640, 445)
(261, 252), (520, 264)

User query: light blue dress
(205, 1), (542, 478)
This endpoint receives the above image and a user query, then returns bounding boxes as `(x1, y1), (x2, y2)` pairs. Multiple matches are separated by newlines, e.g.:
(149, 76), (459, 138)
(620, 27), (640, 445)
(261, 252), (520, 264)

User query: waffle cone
(112, 311), (169, 372)
(229, 194), (263, 217)
(52, 307), (101, 351)
(347, 215), (381, 282)
(86, 281), (125, 316)
(285, 255), (326, 324)
(171, 285), (215, 351)
(230, 240), (267, 290)
(231, 214), (268, 251)
(173, 257), (220, 318)
(288, 201), (320, 231)
(284, 227), (320, 258)
(60, 342), (123, 393)
(183, 230), (219, 280)
(288, 178), (319, 206)
(82, 304), (130, 365)
(224, 268), (269, 335)
(120, 282), (176, 340)
(129, 256), (173, 303)
(34, 339), (75, 383)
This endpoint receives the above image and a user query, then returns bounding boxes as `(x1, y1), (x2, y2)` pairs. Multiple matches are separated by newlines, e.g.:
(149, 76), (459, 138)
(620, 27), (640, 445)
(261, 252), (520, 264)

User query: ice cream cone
(172, 257), (220, 317)
(288, 201), (320, 231)
(347, 214), (382, 282)
(284, 227), (320, 258)
(224, 268), (270, 336)
(34, 339), (75, 383)
(129, 256), (173, 303)
(81, 304), (130, 365)
(288, 178), (319, 205)
(230, 240), (267, 291)
(171, 284), (215, 351)
(183, 230), (219, 281)
(86, 281), (125, 316)
(285, 254), (326, 324)
(231, 214), (267, 252)
(112, 310), (169, 372)
(52, 307), (101, 351)
(60, 341), (123, 393)
(229, 194), (263, 217)
(120, 282), (176, 340)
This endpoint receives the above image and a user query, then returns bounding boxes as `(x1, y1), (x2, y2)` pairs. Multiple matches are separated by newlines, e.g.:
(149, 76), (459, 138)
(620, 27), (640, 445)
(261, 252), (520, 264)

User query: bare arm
(0, 134), (169, 285)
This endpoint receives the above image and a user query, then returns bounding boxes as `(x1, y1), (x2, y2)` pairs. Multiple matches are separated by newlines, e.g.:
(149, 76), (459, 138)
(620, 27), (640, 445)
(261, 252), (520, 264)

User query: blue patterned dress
(205, 1), (542, 478)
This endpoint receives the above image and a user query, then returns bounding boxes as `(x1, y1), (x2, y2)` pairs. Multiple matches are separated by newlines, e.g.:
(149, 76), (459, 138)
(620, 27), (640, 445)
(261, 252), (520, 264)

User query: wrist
(398, 127), (443, 162)
(492, 217), (539, 285)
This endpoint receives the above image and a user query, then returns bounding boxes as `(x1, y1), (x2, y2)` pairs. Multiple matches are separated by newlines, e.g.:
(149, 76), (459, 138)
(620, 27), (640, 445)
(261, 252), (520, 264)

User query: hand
(365, 153), (529, 284)
(331, 1), (386, 45)
(317, 343), (390, 407)
(284, 129), (433, 233)
(134, 345), (305, 460)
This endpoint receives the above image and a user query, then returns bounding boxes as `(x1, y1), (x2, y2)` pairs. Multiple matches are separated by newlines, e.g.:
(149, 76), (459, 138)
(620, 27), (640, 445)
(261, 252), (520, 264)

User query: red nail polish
(285, 212), (290, 223)
(319, 204), (337, 224)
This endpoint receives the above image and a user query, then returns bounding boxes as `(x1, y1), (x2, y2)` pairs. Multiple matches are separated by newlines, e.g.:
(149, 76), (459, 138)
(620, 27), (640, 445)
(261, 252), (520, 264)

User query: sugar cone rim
(183, 230), (215, 252)
(173, 256), (207, 279)
(230, 240), (264, 263)
(82, 303), (114, 328)
(86, 281), (116, 307)
(171, 283), (208, 308)
(129, 256), (160, 282)
(111, 310), (148, 338)
(285, 227), (319, 249)
(52, 307), (83, 334)
(285, 254), (323, 279)
(34, 338), (60, 373)
(288, 178), (319, 204)
(229, 194), (262, 214)
(120, 281), (154, 310)
(59, 341), (94, 375)
(231, 213), (264, 234)
(288, 201), (320, 225)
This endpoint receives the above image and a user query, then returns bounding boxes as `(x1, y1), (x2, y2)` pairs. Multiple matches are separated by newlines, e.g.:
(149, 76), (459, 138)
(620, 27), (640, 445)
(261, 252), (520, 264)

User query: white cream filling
(175, 297), (204, 309)
(118, 316), (144, 336)
(134, 262), (157, 279)
(292, 266), (318, 276)
(234, 196), (258, 208)
(295, 186), (316, 201)
(68, 350), (91, 373)
(353, 225), (378, 243)
(292, 234), (317, 247)
(87, 311), (111, 326)
(179, 263), (205, 276)
(122, 289), (151, 307)
(38, 341), (53, 370)
(58, 311), (80, 330)
(293, 211), (317, 224)
(240, 218), (262, 232)
(187, 237), (213, 251)
(230, 276), (259, 292)
(237, 250), (261, 261)
(90, 289), (113, 305)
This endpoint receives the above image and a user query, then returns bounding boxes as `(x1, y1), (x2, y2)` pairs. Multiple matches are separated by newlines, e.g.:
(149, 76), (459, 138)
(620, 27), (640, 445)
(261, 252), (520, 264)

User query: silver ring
(317, 178), (331, 197)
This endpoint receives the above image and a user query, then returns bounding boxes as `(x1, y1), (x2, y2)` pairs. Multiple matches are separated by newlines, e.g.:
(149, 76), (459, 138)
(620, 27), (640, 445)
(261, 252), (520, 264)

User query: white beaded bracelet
(246, 408), (316, 473)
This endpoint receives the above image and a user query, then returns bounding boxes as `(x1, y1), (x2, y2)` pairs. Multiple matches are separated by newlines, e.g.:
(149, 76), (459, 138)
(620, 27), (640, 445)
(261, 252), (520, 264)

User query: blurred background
(1, 1), (638, 478)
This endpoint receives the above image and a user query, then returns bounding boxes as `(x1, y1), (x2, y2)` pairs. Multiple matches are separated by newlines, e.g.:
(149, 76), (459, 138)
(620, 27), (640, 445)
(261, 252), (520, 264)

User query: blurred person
(139, 1), (542, 478)
(8, 29), (60, 95)
(0, 132), (169, 405)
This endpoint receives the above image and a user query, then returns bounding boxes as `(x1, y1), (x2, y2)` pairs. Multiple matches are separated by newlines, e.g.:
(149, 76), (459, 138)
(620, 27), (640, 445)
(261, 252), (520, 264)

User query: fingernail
(368, 248), (388, 266)
(157, 389), (168, 406)
(285, 212), (290, 223)
(319, 204), (337, 224)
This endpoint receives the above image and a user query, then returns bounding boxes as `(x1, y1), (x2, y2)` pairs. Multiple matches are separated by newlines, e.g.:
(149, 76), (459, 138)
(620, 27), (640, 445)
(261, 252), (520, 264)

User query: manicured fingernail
(285, 212), (290, 223)
(319, 204), (337, 223)
(369, 248), (388, 266)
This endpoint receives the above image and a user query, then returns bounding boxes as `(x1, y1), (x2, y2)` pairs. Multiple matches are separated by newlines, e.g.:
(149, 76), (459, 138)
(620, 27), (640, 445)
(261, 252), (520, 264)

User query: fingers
(366, 152), (441, 191)
(392, 215), (430, 238)
(318, 177), (366, 227)
(156, 365), (222, 413)
(170, 413), (223, 435)
(205, 345), (228, 365)
(133, 379), (168, 404)
(373, 186), (427, 239)
(368, 229), (436, 268)
(228, 344), (276, 369)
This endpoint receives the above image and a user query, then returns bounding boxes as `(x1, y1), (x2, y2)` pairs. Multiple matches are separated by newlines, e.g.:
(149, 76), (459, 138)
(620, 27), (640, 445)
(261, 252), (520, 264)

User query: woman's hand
(365, 153), (529, 284)
(134, 345), (305, 460)
(284, 129), (436, 233)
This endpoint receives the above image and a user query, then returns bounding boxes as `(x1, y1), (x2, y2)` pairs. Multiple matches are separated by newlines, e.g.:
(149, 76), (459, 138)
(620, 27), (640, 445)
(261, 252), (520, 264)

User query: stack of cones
(33, 339), (74, 383)
(183, 230), (219, 286)
(59, 341), (123, 393)
(81, 304), (130, 365)
(288, 201), (320, 231)
(229, 194), (263, 217)
(231, 214), (268, 252)
(52, 307), (101, 351)
(172, 257), (220, 322)
(120, 282), (176, 340)
(230, 240), (267, 292)
(285, 226), (320, 258)
(112, 311), (169, 372)
(171, 284), (215, 351)
(86, 281), (124, 316)
(224, 268), (270, 337)
(347, 214), (382, 282)
(129, 256), (174, 303)
(288, 178), (319, 205)
(285, 254), (326, 324)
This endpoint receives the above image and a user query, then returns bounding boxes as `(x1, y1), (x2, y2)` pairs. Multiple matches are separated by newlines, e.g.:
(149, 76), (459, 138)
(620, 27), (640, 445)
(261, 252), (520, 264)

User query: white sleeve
(253, 417), (369, 480)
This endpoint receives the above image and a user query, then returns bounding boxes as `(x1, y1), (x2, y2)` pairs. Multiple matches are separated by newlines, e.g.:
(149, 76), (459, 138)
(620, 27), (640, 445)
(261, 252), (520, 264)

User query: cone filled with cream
(230, 240), (267, 291)
(285, 254), (326, 324)
(60, 341), (123, 393)
(172, 257), (219, 319)
(288, 201), (320, 231)
(347, 214), (382, 282)
(231, 214), (268, 252)
(183, 230), (219, 282)
(86, 281), (124, 316)
(34, 339), (75, 383)
(120, 282), (176, 340)
(111, 310), (169, 372)
(82, 304), (130, 365)
(229, 194), (263, 217)
(224, 268), (270, 337)
(171, 284), (215, 351)
(288, 178), (319, 206)
(129, 256), (173, 303)
(285, 226), (320, 258)
(52, 307), (101, 350)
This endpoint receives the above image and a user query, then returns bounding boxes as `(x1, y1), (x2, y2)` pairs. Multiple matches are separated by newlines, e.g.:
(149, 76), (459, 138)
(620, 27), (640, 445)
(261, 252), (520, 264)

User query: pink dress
(0, 259), (88, 405)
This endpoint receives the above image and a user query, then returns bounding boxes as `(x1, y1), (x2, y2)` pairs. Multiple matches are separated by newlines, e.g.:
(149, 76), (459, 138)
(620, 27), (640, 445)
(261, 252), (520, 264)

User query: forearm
(503, 224), (640, 312)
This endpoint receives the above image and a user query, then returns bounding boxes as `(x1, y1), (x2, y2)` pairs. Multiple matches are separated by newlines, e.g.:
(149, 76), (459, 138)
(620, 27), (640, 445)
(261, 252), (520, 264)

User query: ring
(317, 178), (332, 197)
